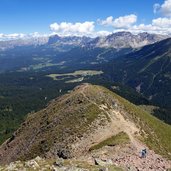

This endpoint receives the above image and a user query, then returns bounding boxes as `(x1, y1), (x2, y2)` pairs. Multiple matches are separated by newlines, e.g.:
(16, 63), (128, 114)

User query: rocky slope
(0, 156), (123, 171)
(48, 35), (92, 46)
(0, 32), (168, 51)
(87, 32), (168, 49)
(47, 32), (168, 50)
(0, 84), (171, 170)
(0, 37), (48, 51)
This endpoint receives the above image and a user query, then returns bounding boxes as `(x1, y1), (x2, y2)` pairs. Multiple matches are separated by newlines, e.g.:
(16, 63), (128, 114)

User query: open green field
(47, 70), (103, 80)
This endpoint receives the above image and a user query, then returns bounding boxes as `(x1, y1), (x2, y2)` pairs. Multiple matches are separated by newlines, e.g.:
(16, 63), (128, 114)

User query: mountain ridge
(0, 84), (171, 169)
(105, 38), (171, 108)
(0, 31), (169, 51)
(87, 31), (169, 49)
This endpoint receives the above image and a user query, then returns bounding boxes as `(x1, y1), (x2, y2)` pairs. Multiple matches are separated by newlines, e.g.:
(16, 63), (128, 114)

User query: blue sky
(0, 0), (171, 38)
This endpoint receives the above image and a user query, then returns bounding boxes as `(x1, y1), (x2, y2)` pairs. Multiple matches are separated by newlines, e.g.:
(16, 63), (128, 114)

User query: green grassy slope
(101, 85), (171, 159)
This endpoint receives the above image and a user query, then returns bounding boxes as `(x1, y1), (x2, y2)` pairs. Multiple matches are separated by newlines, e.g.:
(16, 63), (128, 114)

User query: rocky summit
(0, 32), (168, 51)
(87, 32), (168, 49)
(0, 84), (171, 170)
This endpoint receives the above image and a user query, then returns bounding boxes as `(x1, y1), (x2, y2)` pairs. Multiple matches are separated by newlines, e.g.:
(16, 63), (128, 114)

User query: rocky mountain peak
(0, 32), (169, 51)
(47, 34), (61, 44)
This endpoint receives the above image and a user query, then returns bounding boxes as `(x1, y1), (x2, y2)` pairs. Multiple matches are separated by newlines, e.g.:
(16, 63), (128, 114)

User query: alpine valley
(0, 31), (171, 171)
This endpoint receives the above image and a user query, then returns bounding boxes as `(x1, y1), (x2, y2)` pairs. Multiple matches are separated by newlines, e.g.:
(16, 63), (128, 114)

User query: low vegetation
(139, 105), (171, 125)
(0, 69), (151, 146)
(100, 86), (171, 159)
(89, 132), (130, 151)
(0, 157), (123, 171)
(1, 84), (171, 164)
(47, 70), (103, 80)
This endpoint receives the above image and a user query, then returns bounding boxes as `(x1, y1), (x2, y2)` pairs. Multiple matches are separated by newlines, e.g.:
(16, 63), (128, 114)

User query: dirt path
(102, 108), (171, 170)
(98, 109), (171, 170)
(79, 85), (171, 170)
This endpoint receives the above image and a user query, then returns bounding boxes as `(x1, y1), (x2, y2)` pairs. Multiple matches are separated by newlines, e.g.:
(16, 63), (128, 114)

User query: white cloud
(100, 14), (137, 28)
(152, 17), (171, 27)
(0, 33), (26, 40)
(96, 30), (112, 37)
(29, 32), (47, 38)
(100, 16), (113, 26)
(0, 32), (48, 41)
(95, 1), (171, 36)
(153, 0), (171, 17)
(124, 17), (171, 35)
(161, 0), (171, 16)
(50, 21), (95, 36)
(2, 3), (171, 41)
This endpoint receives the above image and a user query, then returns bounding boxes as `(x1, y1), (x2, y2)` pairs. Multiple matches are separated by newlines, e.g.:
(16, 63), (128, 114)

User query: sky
(0, 0), (171, 40)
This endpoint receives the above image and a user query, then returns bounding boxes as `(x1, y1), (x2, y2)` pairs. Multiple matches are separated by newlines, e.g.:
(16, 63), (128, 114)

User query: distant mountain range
(88, 32), (169, 49)
(0, 31), (170, 110)
(0, 36), (49, 50)
(0, 32), (171, 170)
(0, 32), (169, 51)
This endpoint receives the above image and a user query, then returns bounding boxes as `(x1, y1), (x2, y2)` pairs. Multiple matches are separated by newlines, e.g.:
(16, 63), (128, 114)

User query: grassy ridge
(1, 84), (171, 163)
(99, 85), (171, 159)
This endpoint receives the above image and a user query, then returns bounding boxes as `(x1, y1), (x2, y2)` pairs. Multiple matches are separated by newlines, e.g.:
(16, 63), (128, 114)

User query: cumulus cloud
(29, 32), (48, 38)
(152, 17), (171, 27)
(123, 17), (171, 35)
(97, 9), (171, 35)
(153, 0), (171, 17)
(50, 21), (95, 36)
(100, 14), (137, 28)
(0, 33), (26, 41)
(96, 30), (112, 37)
(2, 1), (171, 41)
(0, 32), (48, 41)
(95, 2), (171, 35)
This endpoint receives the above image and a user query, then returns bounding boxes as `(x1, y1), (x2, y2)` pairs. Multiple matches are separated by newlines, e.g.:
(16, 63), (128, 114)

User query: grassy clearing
(46, 73), (59, 80)
(65, 77), (84, 83)
(47, 70), (103, 80)
(90, 132), (130, 151)
(0, 96), (5, 99)
(29, 63), (59, 70)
